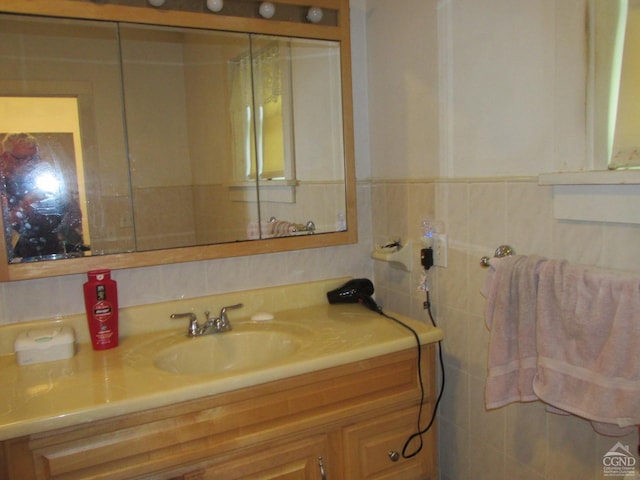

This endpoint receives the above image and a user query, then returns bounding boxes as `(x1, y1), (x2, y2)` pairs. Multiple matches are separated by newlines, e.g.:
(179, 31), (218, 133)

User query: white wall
(366, 0), (440, 180)
(445, 0), (586, 177)
(367, 0), (587, 180)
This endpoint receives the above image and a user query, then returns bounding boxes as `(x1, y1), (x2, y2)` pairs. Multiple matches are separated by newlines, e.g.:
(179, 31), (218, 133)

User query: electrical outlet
(433, 233), (448, 267)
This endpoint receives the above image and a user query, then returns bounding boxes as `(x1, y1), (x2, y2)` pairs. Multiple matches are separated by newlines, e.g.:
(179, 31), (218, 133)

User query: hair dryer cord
(365, 291), (445, 459)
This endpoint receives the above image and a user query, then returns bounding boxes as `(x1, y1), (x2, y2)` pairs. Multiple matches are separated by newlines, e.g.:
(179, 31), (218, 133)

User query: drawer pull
(318, 456), (327, 479)
(388, 450), (400, 462)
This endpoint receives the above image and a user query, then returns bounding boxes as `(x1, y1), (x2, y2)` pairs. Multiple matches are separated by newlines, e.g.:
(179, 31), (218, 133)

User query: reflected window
(229, 40), (294, 182)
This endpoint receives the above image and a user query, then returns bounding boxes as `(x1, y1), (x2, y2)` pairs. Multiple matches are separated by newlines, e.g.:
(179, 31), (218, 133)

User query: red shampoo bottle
(83, 269), (119, 350)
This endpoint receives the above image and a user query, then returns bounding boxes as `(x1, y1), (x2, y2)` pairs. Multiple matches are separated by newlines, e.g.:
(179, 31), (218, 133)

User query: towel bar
(480, 245), (515, 267)
(268, 217), (316, 234)
(291, 220), (316, 233)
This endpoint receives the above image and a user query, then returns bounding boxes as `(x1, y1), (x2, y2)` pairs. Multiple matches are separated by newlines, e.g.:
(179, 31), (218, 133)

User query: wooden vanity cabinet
(0, 346), (437, 480)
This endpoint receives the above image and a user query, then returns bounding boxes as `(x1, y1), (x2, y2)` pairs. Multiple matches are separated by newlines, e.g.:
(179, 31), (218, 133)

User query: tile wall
(371, 178), (640, 480)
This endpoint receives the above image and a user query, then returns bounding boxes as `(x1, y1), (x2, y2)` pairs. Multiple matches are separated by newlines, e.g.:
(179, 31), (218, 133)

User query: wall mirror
(0, 0), (356, 281)
(591, 0), (640, 169)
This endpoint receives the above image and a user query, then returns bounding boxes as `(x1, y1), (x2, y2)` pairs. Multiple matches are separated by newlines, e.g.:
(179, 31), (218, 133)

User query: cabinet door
(177, 435), (330, 480)
(342, 407), (436, 480)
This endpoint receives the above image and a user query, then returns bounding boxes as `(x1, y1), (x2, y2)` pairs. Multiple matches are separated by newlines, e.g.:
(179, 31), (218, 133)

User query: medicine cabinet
(0, 0), (356, 281)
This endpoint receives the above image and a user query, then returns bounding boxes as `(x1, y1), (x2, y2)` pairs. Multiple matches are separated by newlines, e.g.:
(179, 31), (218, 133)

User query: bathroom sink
(151, 324), (308, 375)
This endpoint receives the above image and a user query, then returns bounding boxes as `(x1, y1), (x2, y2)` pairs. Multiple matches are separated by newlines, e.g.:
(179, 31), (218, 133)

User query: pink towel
(482, 255), (547, 408)
(483, 255), (640, 436)
(534, 259), (640, 434)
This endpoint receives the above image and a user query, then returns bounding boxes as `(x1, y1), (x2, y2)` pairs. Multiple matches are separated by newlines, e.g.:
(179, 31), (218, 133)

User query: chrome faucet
(171, 303), (243, 337)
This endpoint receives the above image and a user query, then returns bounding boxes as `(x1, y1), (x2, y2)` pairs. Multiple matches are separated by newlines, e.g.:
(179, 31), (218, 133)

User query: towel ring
(480, 245), (515, 267)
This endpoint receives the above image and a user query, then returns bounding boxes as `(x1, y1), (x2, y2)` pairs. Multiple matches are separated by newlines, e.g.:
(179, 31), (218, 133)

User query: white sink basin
(137, 322), (312, 376)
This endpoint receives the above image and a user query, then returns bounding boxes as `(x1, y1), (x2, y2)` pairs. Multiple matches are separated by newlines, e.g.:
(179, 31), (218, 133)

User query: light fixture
(147, 0), (166, 6)
(206, 0), (224, 12)
(259, 2), (276, 19)
(306, 6), (323, 24)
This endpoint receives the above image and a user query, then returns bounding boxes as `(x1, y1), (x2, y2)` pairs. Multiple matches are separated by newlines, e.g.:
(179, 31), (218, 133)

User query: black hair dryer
(327, 278), (380, 312)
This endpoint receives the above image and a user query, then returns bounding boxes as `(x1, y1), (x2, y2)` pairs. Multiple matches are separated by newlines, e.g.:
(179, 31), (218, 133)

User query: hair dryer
(327, 278), (381, 312)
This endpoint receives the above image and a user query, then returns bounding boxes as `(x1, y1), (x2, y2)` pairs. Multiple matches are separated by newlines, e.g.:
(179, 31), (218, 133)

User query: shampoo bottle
(83, 269), (119, 350)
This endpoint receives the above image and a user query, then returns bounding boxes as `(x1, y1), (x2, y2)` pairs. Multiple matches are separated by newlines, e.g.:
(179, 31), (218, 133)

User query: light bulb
(147, 0), (165, 6)
(259, 2), (275, 19)
(206, 0), (223, 12)
(306, 7), (323, 23)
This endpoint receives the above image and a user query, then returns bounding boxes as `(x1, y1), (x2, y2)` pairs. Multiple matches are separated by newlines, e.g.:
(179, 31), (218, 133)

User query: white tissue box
(14, 326), (76, 366)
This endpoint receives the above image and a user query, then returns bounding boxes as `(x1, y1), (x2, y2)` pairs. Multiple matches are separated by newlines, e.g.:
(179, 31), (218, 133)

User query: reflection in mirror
(0, 129), (86, 262)
(252, 36), (346, 239)
(230, 39), (294, 184)
(0, 0), (356, 279)
(119, 24), (256, 249)
(120, 25), (347, 247)
(0, 14), (133, 263)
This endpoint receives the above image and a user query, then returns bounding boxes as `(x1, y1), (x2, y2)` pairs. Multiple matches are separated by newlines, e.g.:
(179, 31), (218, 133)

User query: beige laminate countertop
(0, 303), (443, 441)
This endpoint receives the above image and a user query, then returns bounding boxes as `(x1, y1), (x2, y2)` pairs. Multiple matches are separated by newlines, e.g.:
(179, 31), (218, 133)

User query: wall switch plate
(434, 233), (448, 267)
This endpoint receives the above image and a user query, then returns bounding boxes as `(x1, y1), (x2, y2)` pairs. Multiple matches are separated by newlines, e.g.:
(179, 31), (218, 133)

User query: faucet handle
(217, 303), (243, 332)
(220, 303), (243, 316)
(170, 312), (199, 337)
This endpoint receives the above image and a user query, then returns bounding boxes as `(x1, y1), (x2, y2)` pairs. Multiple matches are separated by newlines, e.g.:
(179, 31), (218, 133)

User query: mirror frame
(0, 0), (357, 281)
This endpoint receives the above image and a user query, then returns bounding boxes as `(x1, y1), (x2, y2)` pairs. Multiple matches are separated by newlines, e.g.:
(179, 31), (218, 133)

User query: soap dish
(251, 312), (275, 322)
(14, 326), (76, 366)
(371, 240), (413, 272)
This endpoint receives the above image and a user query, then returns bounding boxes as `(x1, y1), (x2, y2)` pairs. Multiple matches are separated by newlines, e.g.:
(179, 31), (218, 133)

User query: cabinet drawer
(342, 407), (436, 479)
(171, 435), (330, 480)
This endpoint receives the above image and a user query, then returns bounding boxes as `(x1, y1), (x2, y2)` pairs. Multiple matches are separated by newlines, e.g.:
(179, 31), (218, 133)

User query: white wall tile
(506, 183), (555, 258)
(468, 183), (508, 253)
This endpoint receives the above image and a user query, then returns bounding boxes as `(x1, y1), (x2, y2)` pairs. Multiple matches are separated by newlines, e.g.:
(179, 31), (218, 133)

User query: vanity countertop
(0, 303), (442, 441)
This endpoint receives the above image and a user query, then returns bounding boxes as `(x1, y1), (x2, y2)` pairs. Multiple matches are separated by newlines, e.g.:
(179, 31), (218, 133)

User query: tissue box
(14, 326), (76, 366)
